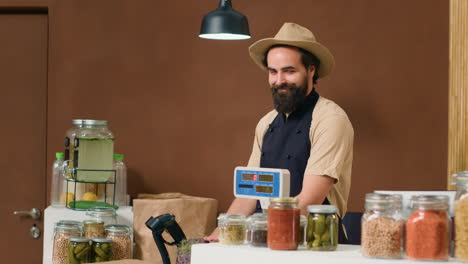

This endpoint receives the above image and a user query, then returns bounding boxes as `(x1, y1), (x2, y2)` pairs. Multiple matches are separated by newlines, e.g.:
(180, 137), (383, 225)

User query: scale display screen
(234, 167), (290, 198)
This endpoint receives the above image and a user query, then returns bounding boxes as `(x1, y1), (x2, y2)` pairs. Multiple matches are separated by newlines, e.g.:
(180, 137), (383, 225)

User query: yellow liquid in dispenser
(76, 137), (114, 182)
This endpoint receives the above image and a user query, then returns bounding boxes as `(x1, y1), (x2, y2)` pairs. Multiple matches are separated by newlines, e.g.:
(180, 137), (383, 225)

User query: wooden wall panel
(44, 0), (449, 214)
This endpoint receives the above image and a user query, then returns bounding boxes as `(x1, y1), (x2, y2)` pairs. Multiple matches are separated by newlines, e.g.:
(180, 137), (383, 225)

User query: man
(206, 22), (353, 242)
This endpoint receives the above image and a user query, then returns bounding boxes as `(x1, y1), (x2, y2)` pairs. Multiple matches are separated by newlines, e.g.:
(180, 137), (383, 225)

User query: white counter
(191, 243), (463, 264)
(42, 206), (133, 264)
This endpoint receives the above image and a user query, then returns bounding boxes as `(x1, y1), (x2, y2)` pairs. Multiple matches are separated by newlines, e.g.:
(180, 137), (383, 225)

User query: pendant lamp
(199, 0), (251, 40)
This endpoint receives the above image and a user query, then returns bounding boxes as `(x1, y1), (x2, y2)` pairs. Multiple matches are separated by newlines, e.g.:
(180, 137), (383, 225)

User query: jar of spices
(245, 213), (266, 244)
(84, 207), (117, 237)
(299, 215), (307, 247)
(268, 197), (300, 250)
(218, 214), (246, 245)
(68, 237), (91, 264)
(251, 217), (268, 247)
(53, 223), (82, 264)
(91, 238), (113, 262)
(105, 224), (132, 260)
(406, 195), (450, 261)
(455, 172), (468, 261)
(306, 205), (338, 251)
(361, 193), (404, 258)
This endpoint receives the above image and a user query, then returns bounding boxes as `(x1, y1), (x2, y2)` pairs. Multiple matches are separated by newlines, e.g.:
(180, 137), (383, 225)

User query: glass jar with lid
(91, 238), (113, 262)
(218, 214), (246, 245)
(268, 197), (300, 250)
(53, 223), (82, 264)
(455, 172), (468, 261)
(361, 193), (403, 258)
(245, 213), (266, 244)
(74, 120), (114, 183)
(105, 224), (132, 260)
(306, 205), (338, 251)
(251, 216), (268, 247)
(406, 195), (450, 261)
(65, 119), (84, 175)
(68, 237), (91, 264)
(84, 207), (117, 238)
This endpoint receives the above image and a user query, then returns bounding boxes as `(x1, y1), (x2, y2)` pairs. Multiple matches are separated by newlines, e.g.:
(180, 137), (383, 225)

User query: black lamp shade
(199, 0), (251, 40)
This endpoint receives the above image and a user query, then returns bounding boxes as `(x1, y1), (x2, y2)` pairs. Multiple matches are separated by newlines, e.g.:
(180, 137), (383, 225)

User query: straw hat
(248, 22), (335, 78)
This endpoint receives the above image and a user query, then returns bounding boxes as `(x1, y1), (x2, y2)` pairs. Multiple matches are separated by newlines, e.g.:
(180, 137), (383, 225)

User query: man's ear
(308, 65), (316, 75)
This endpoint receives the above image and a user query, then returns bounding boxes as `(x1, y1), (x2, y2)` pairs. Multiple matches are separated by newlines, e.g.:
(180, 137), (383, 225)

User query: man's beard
(271, 81), (308, 114)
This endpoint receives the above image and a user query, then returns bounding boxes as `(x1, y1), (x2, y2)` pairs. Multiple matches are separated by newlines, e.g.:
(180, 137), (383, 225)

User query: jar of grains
(306, 205), (338, 251)
(406, 195), (450, 261)
(455, 172), (468, 261)
(53, 222), (82, 264)
(218, 214), (246, 245)
(68, 237), (91, 264)
(268, 197), (300, 250)
(361, 193), (404, 258)
(105, 224), (132, 260)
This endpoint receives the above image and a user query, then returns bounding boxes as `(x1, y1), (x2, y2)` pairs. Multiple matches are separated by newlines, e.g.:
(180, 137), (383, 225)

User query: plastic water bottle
(50, 152), (65, 207)
(113, 154), (129, 206)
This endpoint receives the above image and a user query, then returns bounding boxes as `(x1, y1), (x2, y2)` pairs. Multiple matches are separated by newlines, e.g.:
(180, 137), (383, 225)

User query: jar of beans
(53, 222), (82, 264)
(268, 197), (300, 250)
(218, 214), (246, 245)
(361, 193), (404, 258)
(455, 172), (468, 261)
(406, 195), (450, 261)
(306, 205), (338, 251)
(105, 224), (132, 260)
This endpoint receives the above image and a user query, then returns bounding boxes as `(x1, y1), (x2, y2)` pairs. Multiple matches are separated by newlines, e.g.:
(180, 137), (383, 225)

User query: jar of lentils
(53, 222), (82, 264)
(105, 224), (132, 260)
(361, 193), (404, 258)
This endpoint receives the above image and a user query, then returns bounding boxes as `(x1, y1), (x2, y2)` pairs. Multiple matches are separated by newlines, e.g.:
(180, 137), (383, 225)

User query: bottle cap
(56, 152), (64, 159)
(113, 154), (124, 160)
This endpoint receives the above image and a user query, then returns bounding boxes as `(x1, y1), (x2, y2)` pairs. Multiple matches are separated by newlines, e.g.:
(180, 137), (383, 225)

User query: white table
(42, 206), (133, 264)
(191, 243), (463, 264)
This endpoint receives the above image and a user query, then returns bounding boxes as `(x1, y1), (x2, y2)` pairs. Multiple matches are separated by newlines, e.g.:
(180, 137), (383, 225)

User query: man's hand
(204, 227), (219, 242)
(296, 174), (335, 215)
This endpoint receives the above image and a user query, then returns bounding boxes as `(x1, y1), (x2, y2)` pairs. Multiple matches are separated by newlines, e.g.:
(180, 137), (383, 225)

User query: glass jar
(65, 119), (83, 171)
(218, 214), (246, 245)
(406, 195), (450, 261)
(306, 205), (338, 251)
(53, 223), (82, 264)
(361, 193), (404, 258)
(245, 213), (266, 244)
(105, 224), (132, 260)
(299, 214), (307, 246)
(68, 237), (91, 264)
(84, 220), (105, 238)
(87, 207), (117, 224)
(268, 197), (300, 250)
(455, 172), (468, 261)
(91, 238), (113, 262)
(75, 120), (114, 183)
(251, 217), (268, 247)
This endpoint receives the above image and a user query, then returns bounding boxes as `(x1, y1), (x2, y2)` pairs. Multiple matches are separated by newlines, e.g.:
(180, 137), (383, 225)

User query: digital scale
(233, 166), (290, 210)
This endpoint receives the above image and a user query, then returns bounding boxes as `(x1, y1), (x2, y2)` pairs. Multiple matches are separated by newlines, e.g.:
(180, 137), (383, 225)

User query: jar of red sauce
(267, 197), (300, 250)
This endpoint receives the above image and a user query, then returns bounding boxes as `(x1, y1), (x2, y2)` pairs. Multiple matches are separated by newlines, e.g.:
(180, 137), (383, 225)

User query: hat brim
(248, 38), (335, 78)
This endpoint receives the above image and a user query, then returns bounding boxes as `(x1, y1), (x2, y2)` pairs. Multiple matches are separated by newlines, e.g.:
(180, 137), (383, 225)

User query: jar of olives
(306, 205), (338, 251)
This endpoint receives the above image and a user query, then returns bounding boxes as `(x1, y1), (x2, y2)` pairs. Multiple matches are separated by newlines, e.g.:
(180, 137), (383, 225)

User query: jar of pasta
(406, 195), (450, 261)
(267, 197), (300, 250)
(306, 205), (338, 251)
(218, 214), (246, 245)
(361, 193), (404, 258)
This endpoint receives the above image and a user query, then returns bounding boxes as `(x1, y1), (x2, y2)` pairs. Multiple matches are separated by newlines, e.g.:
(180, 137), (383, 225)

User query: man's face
(266, 46), (314, 114)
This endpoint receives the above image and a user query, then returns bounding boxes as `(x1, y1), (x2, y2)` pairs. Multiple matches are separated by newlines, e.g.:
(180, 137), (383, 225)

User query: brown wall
(36, 0), (448, 213)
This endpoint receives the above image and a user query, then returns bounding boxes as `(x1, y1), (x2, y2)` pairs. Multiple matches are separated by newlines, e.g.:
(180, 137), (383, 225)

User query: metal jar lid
(82, 119), (108, 126)
(92, 238), (113, 243)
(86, 207), (117, 217)
(307, 205), (337, 214)
(69, 237), (91, 243)
(270, 197), (298, 204)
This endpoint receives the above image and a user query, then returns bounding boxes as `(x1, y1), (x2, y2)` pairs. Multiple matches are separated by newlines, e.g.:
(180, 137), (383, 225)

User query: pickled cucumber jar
(105, 224), (132, 260)
(406, 195), (450, 261)
(53, 223), (83, 264)
(74, 120), (114, 183)
(454, 172), (468, 261)
(218, 214), (246, 245)
(251, 218), (268, 247)
(68, 237), (91, 264)
(306, 205), (338, 251)
(361, 193), (404, 258)
(91, 238), (113, 262)
(268, 197), (300, 250)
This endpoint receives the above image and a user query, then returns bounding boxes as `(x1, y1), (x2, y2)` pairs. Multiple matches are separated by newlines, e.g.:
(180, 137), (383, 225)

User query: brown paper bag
(133, 193), (218, 264)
